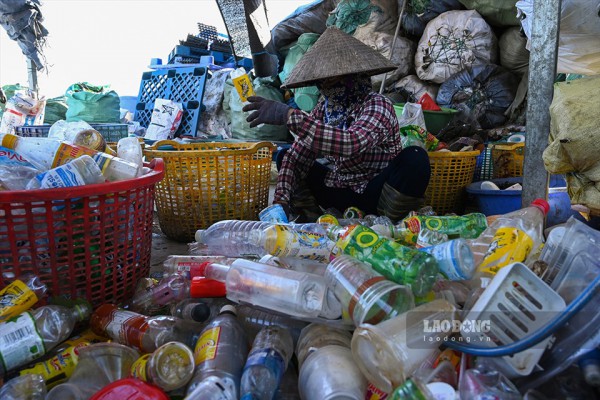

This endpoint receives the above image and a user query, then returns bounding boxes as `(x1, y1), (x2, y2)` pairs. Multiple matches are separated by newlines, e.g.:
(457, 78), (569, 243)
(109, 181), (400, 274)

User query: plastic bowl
(393, 104), (459, 135)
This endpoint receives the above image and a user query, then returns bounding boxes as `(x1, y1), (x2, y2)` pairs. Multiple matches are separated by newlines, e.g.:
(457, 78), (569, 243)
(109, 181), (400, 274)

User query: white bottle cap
(426, 382), (457, 400)
(220, 305), (237, 316)
(480, 181), (500, 190)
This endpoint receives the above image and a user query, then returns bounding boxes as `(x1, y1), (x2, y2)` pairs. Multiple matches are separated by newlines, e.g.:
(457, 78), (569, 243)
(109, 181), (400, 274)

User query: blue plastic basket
(15, 124), (129, 142)
(134, 66), (208, 137)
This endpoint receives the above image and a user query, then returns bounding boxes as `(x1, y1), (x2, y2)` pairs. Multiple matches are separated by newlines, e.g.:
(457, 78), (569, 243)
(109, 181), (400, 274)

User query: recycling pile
(1, 197), (599, 399)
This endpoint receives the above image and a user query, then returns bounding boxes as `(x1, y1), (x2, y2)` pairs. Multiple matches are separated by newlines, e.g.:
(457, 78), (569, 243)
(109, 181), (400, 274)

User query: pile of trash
(1, 198), (599, 399)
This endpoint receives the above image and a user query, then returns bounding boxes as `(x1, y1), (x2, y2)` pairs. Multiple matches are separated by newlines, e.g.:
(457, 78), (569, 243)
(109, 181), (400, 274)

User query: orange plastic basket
(0, 159), (165, 306)
(425, 150), (480, 214)
(491, 143), (524, 178)
(144, 141), (276, 242)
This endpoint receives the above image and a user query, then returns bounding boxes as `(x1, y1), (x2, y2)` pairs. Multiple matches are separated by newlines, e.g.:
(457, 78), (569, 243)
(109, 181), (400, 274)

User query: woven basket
(425, 150), (480, 214)
(144, 141), (276, 242)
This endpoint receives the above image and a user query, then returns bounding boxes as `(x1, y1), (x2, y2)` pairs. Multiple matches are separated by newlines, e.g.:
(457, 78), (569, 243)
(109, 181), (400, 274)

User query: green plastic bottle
(402, 213), (488, 239)
(390, 378), (433, 400)
(330, 225), (439, 297)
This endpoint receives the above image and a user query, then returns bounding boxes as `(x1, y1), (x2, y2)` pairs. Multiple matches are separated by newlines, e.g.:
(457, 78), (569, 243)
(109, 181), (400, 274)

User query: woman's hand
(242, 96), (292, 127)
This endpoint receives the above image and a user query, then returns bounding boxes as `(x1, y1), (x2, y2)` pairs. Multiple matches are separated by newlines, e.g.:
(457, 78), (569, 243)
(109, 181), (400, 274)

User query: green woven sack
(65, 82), (120, 123)
(43, 96), (68, 124)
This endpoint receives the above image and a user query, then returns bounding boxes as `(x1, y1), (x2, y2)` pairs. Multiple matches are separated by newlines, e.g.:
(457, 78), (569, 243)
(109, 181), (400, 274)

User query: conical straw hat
(282, 26), (397, 89)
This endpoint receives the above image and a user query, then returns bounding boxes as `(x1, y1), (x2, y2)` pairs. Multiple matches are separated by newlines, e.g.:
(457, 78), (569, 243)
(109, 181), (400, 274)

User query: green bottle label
(403, 213), (487, 239)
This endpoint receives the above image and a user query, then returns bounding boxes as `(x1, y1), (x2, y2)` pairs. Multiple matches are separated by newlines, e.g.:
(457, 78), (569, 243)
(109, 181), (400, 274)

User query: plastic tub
(393, 104), (459, 134)
(466, 176), (575, 227)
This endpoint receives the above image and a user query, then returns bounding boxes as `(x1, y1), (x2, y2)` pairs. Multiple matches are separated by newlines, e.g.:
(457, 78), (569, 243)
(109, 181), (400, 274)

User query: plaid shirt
(274, 92), (402, 203)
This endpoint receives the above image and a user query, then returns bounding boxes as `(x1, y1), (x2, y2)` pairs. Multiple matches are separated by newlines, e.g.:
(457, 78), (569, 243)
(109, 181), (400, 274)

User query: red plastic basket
(0, 159), (164, 307)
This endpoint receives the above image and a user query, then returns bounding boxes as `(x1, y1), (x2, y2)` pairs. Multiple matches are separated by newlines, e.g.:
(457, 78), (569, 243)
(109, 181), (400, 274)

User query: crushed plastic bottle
(25, 155), (105, 189)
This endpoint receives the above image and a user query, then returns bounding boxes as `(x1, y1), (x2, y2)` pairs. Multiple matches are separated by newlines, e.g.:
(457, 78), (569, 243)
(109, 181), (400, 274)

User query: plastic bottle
(170, 298), (229, 323)
(163, 255), (236, 279)
(458, 361), (521, 400)
(231, 67), (255, 103)
(389, 378), (434, 400)
(419, 238), (476, 281)
(0, 374), (47, 400)
(402, 213), (488, 239)
(195, 220), (272, 258)
(116, 137), (143, 169)
(236, 305), (308, 344)
(1, 134), (141, 181)
(330, 224), (439, 297)
(470, 199), (549, 279)
(131, 341), (195, 392)
(324, 255), (415, 326)
(0, 274), (47, 322)
(351, 299), (457, 393)
(126, 273), (190, 314)
(0, 303), (91, 375)
(187, 305), (249, 398)
(202, 259), (326, 318)
(25, 155), (106, 189)
(295, 323), (353, 368)
(240, 326), (294, 400)
(90, 304), (199, 353)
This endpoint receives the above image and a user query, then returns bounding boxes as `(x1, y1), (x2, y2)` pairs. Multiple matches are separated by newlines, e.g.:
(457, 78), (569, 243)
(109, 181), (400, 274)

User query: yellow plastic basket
(425, 150), (480, 214)
(144, 140), (276, 242)
(491, 142), (525, 178)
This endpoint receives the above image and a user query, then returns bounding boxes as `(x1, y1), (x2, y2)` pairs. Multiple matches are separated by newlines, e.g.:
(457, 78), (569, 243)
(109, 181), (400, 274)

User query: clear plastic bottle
(170, 298), (230, 323)
(203, 259), (326, 319)
(130, 341), (195, 392)
(295, 323), (353, 368)
(187, 305), (249, 397)
(402, 213), (488, 240)
(236, 305), (308, 344)
(0, 374), (47, 400)
(325, 255), (415, 326)
(470, 199), (549, 279)
(419, 238), (475, 281)
(116, 137), (143, 170)
(415, 228), (449, 249)
(329, 224), (439, 297)
(1, 133), (141, 181)
(0, 274), (48, 322)
(163, 255), (236, 279)
(240, 326), (294, 400)
(126, 273), (190, 314)
(195, 220), (272, 258)
(90, 304), (199, 353)
(25, 155), (105, 189)
(0, 303), (91, 375)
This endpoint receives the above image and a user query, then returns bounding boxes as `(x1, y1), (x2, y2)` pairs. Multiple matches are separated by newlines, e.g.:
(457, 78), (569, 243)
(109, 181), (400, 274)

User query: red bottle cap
(190, 277), (227, 298)
(532, 198), (550, 215)
(89, 378), (168, 400)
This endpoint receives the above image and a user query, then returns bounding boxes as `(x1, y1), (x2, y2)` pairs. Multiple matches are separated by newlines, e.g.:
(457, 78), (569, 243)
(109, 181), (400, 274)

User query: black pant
(276, 146), (431, 215)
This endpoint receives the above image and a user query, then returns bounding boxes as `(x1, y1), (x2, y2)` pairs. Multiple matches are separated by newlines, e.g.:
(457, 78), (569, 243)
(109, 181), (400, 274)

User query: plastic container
(425, 150), (480, 214)
(295, 323), (353, 368)
(393, 104), (459, 135)
(14, 123), (129, 142)
(0, 274), (47, 321)
(298, 345), (367, 400)
(420, 239), (476, 281)
(90, 378), (169, 400)
(351, 299), (457, 393)
(466, 176), (574, 226)
(461, 263), (566, 378)
(0, 159), (163, 306)
(144, 141), (275, 242)
(491, 142), (524, 178)
(324, 255), (415, 326)
(130, 341), (195, 391)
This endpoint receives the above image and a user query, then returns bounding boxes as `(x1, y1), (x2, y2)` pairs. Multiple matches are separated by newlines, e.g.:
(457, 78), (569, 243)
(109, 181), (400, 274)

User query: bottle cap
(219, 304), (237, 316)
(531, 199), (550, 215)
(1, 133), (18, 150)
(195, 229), (206, 243)
(191, 303), (211, 322)
(89, 378), (169, 400)
(190, 277), (226, 298)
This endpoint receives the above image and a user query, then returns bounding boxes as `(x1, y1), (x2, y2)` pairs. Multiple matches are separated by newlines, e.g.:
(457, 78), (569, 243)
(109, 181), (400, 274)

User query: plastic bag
(388, 75), (439, 104)
(326, 0), (381, 35)
(499, 27), (529, 76)
(458, 0), (520, 27)
(0, 90), (46, 135)
(65, 82), (120, 123)
(398, 102), (426, 130)
(399, 125), (445, 151)
(436, 64), (518, 129)
(196, 69), (233, 138)
(417, 93), (441, 111)
(43, 96), (68, 124)
(403, 0), (463, 38)
(415, 10), (497, 84)
(364, 33), (416, 90)
(48, 120), (94, 142)
(144, 99), (184, 141)
(517, 0), (600, 75)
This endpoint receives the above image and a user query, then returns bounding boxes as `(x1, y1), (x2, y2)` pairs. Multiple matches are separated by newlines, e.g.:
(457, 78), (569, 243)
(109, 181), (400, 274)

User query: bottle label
(102, 309), (148, 351)
(194, 326), (221, 365)
(51, 143), (95, 168)
(34, 162), (88, 189)
(0, 279), (39, 322)
(232, 73), (255, 102)
(243, 348), (286, 382)
(478, 227), (534, 275)
(403, 214), (487, 239)
(19, 342), (90, 389)
(270, 225), (332, 262)
(0, 312), (46, 371)
(365, 382), (388, 399)
(131, 353), (151, 382)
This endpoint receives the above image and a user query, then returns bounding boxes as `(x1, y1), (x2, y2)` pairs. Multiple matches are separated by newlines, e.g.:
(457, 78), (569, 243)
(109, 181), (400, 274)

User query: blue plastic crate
(134, 67), (208, 137)
(15, 123), (128, 141)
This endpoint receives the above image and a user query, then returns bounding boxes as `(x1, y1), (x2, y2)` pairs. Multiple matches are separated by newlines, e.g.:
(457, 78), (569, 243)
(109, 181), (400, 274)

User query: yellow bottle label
(478, 227), (534, 275)
(232, 74), (255, 102)
(194, 326), (221, 365)
(0, 280), (39, 322)
(131, 353), (151, 382)
(19, 342), (90, 389)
